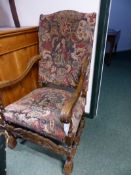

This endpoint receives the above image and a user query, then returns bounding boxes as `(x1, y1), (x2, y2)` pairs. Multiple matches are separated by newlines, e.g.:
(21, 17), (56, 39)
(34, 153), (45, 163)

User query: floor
(6, 52), (131, 175)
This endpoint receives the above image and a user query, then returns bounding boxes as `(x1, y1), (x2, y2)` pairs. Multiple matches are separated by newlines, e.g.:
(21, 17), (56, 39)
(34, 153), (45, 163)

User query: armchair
(0, 10), (96, 175)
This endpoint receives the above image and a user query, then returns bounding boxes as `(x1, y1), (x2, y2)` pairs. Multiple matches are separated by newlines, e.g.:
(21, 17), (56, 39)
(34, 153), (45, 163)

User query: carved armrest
(0, 55), (41, 89)
(60, 57), (89, 123)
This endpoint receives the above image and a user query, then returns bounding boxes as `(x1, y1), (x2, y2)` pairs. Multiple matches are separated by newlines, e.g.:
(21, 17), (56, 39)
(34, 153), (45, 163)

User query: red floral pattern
(39, 10), (96, 88)
(4, 88), (85, 142)
(4, 11), (96, 143)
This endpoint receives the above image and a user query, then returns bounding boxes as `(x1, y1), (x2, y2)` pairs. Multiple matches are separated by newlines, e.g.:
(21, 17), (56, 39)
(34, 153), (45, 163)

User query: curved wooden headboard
(0, 27), (39, 106)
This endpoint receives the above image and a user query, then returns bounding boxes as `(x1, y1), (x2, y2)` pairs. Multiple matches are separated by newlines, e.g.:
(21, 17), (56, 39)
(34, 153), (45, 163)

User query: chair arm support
(60, 57), (89, 123)
(60, 88), (81, 123)
(0, 55), (41, 89)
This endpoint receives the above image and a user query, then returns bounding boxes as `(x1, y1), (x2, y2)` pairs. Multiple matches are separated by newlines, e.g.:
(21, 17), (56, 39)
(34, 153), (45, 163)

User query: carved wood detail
(0, 112), (85, 175)
(7, 134), (17, 149)
(1, 123), (68, 156)
(64, 156), (73, 175)
(60, 57), (89, 123)
(0, 55), (41, 89)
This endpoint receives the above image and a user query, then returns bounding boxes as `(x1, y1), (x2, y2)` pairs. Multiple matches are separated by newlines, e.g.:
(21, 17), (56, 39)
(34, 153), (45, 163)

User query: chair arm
(0, 55), (41, 89)
(60, 57), (89, 123)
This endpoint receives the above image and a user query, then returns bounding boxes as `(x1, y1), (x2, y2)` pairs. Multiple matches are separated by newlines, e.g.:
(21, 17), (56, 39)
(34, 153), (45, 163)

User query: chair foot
(7, 135), (17, 149)
(64, 156), (73, 175)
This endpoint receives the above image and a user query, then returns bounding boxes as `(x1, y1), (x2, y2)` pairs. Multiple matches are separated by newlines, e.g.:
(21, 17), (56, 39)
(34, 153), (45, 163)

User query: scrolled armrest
(60, 57), (89, 123)
(0, 54), (41, 89)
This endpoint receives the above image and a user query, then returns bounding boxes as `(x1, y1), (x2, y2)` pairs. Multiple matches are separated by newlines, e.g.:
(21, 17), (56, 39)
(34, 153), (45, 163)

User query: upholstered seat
(4, 87), (85, 142)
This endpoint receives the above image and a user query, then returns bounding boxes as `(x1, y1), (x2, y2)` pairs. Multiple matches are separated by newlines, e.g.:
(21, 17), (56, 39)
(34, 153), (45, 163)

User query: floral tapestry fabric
(4, 88), (85, 142)
(39, 10), (96, 88)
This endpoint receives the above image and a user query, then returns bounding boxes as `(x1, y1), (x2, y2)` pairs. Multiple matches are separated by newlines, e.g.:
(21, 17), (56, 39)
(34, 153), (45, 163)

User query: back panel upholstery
(39, 10), (96, 88)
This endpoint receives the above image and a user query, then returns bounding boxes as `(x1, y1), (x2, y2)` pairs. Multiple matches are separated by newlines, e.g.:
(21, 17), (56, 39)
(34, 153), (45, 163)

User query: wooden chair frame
(0, 54), (88, 175)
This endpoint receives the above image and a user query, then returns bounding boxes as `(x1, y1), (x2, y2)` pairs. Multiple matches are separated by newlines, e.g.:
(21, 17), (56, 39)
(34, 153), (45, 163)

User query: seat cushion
(4, 88), (85, 142)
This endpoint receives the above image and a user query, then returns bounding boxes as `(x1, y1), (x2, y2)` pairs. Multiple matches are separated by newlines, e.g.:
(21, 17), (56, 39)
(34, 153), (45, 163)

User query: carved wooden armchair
(0, 10), (96, 175)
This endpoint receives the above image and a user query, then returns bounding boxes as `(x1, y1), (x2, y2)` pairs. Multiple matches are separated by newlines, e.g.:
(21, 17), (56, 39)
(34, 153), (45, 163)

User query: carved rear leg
(7, 134), (17, 149)
(64, 155), (73, 175)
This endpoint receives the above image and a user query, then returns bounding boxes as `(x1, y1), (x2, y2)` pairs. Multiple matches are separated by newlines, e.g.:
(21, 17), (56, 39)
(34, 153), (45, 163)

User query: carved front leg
(64, 155), (73, 175)
(0, 128), (17, 149)
(7, 134), (17, 149)
(0, 98), (17, 149)
(75, 115), (85, 146)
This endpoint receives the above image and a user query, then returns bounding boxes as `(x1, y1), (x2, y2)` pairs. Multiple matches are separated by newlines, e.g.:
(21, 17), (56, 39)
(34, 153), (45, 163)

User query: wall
(15, 0), (100, 26)
(1, 0), (101, 113)
(0, 0), (14, 27)
(109, 0), (131, 51)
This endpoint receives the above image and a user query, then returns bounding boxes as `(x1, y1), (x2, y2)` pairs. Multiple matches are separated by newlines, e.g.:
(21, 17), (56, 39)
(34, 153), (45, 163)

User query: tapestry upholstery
(39, 10), (96, 89)
(4, 88), (85, 142)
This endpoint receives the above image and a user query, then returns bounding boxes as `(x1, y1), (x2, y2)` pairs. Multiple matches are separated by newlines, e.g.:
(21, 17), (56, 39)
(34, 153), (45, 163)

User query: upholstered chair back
(39, 10), (96, 89)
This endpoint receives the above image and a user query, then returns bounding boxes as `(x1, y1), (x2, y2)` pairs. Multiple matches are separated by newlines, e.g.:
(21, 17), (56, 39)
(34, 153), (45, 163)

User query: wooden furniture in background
(0, 27), (39, 106)
(9, 0), (20, 27)
(105, 29), (121, 65)
(0, 27), (38, 175)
